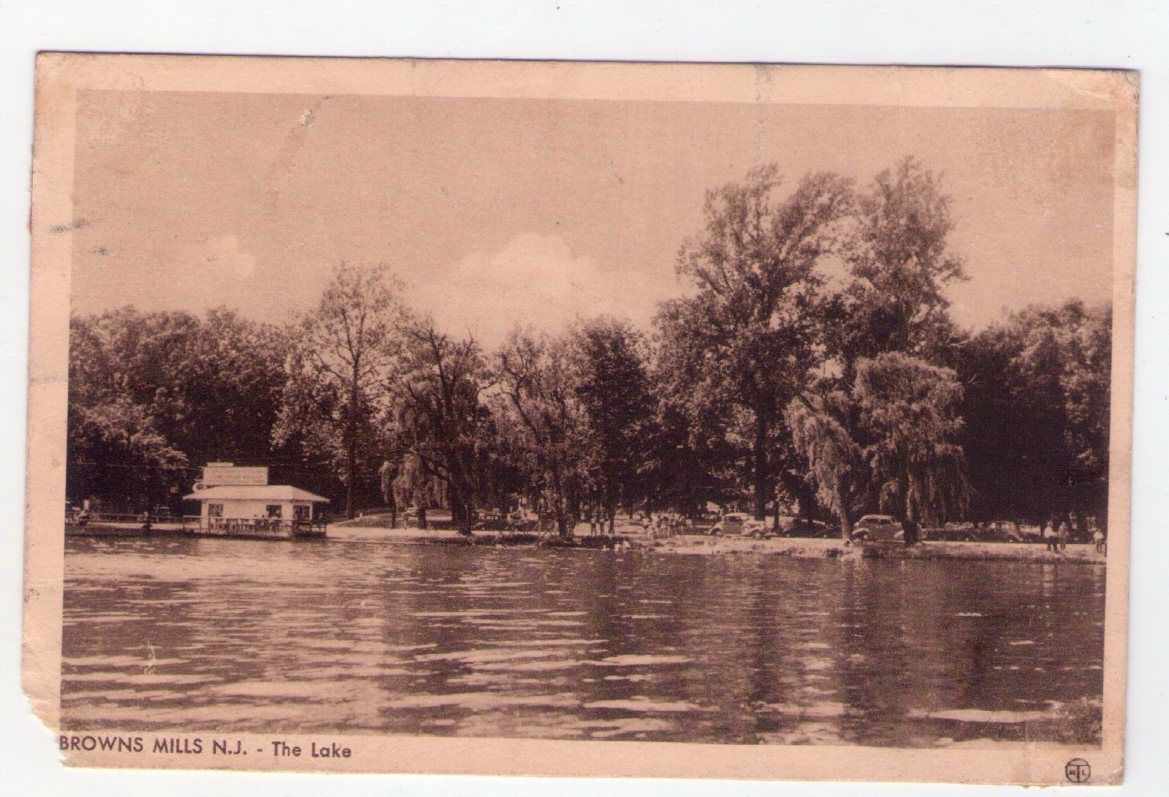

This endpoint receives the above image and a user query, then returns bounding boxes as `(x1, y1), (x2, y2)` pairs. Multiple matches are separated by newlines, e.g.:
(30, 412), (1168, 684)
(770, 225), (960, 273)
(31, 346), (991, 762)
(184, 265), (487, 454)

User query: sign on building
(201, 463), (269, 487)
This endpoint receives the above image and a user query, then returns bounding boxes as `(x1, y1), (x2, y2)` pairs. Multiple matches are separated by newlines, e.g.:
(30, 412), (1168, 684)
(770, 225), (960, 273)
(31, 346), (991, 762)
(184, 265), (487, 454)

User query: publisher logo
(1065, 758), (1091, 783)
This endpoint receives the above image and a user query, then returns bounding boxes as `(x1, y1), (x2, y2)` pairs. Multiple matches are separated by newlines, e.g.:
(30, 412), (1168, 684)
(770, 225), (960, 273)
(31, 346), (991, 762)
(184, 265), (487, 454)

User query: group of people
(1042, 522), (1108, 554)
(640, 512), (687, 538)
(1042, 524), (1069, 552)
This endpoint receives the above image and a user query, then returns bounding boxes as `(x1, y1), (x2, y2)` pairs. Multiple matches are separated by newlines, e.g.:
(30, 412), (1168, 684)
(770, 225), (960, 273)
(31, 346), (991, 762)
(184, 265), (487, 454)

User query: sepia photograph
(22, 55), (1136, 784)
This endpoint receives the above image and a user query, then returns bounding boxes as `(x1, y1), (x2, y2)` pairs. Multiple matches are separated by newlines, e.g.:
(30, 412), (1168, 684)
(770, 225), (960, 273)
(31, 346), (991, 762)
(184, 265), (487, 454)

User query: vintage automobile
(850, 514), (904, 543)
(779, 517), (839, 538)
(709, 512), (768, 537)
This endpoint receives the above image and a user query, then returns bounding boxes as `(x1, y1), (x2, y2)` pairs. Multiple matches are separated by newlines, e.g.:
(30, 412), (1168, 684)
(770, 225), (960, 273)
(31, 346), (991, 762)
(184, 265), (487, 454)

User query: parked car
(781, 518), (839, 538)
(709, 512), (767, 536)
(850, 514), (903, 543)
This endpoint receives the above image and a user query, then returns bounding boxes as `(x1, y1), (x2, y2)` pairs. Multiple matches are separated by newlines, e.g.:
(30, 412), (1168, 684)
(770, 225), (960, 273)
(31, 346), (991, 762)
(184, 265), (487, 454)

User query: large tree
(389, 317), (491, 533)
(494, 329), (589, 537)
(955, 300), (1111, 533)
(786, 390), (866, 539)
(67, 307), (289, 510)
(854, 352), (968, 543)
(832, 156), (967, 369)
(275, 263), (402, 517)
(569, 318), (654, 531)
(789, 159), (971, 542)
(656, 164), (853, 520)
(67, 398), (190, 513)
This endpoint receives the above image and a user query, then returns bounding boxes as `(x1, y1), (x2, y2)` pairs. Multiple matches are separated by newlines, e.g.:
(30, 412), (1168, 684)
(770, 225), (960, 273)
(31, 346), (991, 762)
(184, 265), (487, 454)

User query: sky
(69, 90), (1116, 347)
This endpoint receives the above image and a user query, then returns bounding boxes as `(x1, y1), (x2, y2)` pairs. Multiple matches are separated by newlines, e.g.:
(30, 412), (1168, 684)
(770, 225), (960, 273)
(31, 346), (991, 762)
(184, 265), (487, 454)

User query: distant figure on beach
(1043, 525), (1059, 552)
(1057, 523), (1069, 551)
(1093, 528), (1106, 554)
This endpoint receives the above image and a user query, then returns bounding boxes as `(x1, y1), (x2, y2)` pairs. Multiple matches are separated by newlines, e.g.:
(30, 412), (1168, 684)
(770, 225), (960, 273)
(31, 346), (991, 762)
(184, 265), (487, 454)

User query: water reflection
(62, 538), (1105, 746)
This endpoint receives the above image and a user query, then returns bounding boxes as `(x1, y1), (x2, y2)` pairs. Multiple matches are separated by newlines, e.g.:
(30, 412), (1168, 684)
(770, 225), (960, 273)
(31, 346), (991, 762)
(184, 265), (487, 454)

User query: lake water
(62, 537), (1105, 746)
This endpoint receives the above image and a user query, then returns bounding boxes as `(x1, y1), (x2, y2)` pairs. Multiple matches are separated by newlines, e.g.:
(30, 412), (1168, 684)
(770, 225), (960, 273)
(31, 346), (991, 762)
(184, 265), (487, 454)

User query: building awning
(183, 485), (330, 502)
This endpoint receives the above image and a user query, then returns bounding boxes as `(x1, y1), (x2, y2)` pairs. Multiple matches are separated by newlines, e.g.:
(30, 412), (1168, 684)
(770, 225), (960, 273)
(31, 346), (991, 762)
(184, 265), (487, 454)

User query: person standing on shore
(1044, 524), (1058, 552)
(1093, 528), (1106, 554)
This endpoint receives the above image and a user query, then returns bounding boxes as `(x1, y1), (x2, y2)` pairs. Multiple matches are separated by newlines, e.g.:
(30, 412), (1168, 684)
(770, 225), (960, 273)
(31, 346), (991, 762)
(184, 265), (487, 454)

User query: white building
(183, 463), (329, 537)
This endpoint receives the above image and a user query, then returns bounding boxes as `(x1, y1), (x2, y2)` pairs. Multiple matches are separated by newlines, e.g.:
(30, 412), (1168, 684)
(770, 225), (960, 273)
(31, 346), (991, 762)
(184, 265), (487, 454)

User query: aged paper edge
(22, 53), (1138, 785)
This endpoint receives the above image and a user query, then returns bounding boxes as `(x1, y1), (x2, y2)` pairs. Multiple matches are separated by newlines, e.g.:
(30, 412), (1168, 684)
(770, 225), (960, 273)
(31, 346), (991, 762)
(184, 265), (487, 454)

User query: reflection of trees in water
(681, 558), (786, 743)
(740, 560), (794, 741)
(834, 560), (915, 743)
(577, 553), (743, 740)
(63, 542), (1107, 743)
(832, 559), (1105, 745)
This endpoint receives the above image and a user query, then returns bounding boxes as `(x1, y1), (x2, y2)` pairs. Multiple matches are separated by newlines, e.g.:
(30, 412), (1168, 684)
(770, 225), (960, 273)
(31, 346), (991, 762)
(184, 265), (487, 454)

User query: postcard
(23, 54), (1136, 784)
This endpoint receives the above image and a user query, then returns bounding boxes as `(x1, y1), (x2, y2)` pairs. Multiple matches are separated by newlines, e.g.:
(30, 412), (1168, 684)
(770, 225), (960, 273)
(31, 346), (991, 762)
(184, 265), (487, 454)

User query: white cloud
(408, 233), (661, 347)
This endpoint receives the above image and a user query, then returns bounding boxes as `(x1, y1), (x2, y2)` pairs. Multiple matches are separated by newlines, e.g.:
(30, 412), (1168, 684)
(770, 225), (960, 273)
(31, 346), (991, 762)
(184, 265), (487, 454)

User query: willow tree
(789, 159), (970, 543)
(657, 164), (853, 520)
(786, 390), (865, 540)
(855, 352), (968, 544)
(389, 318), (490, 533)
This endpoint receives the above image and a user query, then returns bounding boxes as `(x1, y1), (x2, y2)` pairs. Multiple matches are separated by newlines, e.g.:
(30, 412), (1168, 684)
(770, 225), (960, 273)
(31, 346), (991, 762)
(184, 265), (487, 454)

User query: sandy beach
(324, 522), (1106, 564)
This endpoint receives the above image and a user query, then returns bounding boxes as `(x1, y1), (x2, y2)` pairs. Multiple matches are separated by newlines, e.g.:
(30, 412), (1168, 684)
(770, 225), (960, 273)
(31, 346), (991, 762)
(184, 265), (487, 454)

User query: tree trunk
(798, 487), (815, 528)
(449, 494), (463, 532)
(892, 471), (919, 546)
(1074, 512), (1088, 542)
(551, 464), (572, 539)
(836, 484), (853, 541)
(902, 483), (920, 546)
(345, 380), (359, 519)
(752, 410), (769, 521)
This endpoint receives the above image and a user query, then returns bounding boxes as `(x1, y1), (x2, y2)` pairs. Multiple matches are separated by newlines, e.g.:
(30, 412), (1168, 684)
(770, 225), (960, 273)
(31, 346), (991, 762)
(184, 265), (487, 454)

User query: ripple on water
(755, 702), (849, 718)
(907, 707), (1062, 724)
(575, 717), (677, 738)
(583, 698), (713, 713)
(384, 692), (580, 710)
(588, 654), (691, 666)
(414, 648), (560, 664)
(62, 540), (1107, 745)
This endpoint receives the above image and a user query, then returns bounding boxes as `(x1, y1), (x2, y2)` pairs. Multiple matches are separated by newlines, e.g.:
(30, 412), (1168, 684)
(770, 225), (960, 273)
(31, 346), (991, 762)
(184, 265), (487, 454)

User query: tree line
(66, 157), (1111, 539)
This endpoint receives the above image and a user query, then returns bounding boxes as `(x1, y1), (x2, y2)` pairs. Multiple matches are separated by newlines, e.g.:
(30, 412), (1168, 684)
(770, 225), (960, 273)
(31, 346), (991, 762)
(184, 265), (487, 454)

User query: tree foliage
(66, 159), (1113, 541)
(656, 165), (853, 519)
(955, 300), (1111, 532)
(854, 352), (968, 538)
(67, 307), (289, 511)
(274, 262), (402, 517)
(493, 330), (589, 536)
(787, 159), (972, 541)
(389, 318), (492, 532)
(569, 318), (654, 530)
(786, 390), (865, 538)
(832, 157), (966, 367)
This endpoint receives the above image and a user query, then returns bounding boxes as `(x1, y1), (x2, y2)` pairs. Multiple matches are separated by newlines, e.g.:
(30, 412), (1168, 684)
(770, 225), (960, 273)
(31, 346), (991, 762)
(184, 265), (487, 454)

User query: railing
(66, 511), (184, 527)
(202, 517), (326, 536)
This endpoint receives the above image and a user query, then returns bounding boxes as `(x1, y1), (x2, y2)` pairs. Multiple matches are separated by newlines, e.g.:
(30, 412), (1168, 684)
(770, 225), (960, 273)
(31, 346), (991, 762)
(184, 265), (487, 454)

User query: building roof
(183, 485), (330, 502)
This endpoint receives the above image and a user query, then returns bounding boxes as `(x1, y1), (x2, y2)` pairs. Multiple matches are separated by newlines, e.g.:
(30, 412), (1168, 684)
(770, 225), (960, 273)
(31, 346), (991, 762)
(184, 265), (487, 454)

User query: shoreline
(66, 521), (1107, 565)
(324, 524), (1107, 565)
